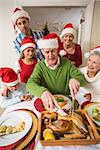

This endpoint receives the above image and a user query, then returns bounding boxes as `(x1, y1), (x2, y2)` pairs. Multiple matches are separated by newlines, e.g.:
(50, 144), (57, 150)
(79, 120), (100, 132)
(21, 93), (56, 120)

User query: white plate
(54, 94), (72, 110)
(86, 103), (100, 126)
(0, 110), (32, 146)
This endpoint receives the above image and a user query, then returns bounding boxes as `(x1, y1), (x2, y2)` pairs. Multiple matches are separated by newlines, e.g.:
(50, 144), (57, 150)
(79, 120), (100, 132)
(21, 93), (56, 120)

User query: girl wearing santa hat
(1, 37), (37, 97)
(12, 8), (44, 60)
(14, 37), (37, 83)
(59, 23), (82, 67)
(0, 68), (32, 108)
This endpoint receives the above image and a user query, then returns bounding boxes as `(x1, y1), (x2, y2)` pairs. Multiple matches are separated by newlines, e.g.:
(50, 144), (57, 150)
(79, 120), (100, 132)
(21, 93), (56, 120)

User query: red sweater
(60, 44), (82, 67)
(19, 59), (37, 83)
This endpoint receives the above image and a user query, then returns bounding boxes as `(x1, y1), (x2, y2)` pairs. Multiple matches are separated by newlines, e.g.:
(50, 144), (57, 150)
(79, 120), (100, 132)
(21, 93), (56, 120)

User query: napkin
(34, 98), (45, 112)
(0, 136), (24, 150)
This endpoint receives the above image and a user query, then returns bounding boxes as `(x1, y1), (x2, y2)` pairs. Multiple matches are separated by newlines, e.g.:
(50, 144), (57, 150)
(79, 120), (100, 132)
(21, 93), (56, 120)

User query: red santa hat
(12, 8), (30, 34)
(84, 46), (100, 58)
(0, 68), (19, 86)
(60, 23), (76, 39)
(37, 33), (62, 49)
(20, 37), (36, 52)
(12, 8), (30, 25)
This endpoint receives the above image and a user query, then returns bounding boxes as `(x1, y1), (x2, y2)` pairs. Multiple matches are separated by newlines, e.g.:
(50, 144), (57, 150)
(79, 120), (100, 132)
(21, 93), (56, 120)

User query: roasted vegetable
(92, 106), (100, 121)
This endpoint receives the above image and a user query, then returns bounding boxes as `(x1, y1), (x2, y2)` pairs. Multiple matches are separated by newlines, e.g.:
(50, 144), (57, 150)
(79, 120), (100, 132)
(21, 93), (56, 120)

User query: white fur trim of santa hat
(37, 38), (58, 49)
(60, 28), (76, 39)
(3, 79), (19, 87)
(84, 47), (100, 58)
(59, 49), (67, 56)
(20, 43), (36, 52)
(12, 9), (30, 25)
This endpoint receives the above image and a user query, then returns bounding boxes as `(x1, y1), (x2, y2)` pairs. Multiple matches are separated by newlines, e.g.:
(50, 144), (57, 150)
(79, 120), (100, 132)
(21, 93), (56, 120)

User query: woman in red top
(14, 37), (37, 83)
(59, 23), (82, 67)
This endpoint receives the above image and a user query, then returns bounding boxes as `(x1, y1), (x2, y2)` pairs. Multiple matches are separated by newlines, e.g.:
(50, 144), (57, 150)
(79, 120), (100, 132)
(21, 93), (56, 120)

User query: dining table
(0, 96), (100, 150)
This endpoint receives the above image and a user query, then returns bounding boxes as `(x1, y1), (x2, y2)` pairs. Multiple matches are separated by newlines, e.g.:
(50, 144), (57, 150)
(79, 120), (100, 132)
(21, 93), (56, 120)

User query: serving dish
(84, 103), (100, 126)
(0, 110), (32, 146)
(38, 110), (100, 146)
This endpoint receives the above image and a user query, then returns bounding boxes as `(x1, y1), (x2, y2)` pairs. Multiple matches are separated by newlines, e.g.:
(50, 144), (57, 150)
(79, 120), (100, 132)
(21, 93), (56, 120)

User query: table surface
(0, 107), (5, 116)
(0, 99), (100, 150)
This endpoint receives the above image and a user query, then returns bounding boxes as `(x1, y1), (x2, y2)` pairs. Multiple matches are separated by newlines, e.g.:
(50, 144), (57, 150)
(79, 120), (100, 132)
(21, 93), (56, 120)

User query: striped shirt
(13, 29), (44, 61)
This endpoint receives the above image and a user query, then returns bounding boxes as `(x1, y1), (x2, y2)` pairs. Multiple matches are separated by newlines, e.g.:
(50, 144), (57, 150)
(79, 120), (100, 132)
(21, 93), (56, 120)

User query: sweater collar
(45, 57), (60, 70)
(85, 67), (100, 82)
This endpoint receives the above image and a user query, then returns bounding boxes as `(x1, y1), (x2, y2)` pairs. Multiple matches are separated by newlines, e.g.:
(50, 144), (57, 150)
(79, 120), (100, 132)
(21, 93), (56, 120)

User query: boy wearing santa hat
(0, 68), (32, 108)
(12, 8), (44, 60)
(26, 33), (86, 111)
(59, 23), (82, 67)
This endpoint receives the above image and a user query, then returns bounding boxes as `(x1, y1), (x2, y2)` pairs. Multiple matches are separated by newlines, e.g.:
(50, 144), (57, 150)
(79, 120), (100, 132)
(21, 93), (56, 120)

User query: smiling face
(87, 54), (100, 76)
(62, 33), (74, 45)
(22, 47), (35, 59)
(42, 48), (58, 67)
(16, 17), (30, 35)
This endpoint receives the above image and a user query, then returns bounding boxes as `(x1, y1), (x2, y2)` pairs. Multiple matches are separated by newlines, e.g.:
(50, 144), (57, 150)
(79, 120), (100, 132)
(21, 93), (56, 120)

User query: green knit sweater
(26, 58), (86, 98)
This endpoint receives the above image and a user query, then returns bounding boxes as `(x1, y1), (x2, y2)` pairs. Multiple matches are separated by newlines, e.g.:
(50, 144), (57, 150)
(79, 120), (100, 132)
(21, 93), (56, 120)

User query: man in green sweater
(27, 33), (86, 111)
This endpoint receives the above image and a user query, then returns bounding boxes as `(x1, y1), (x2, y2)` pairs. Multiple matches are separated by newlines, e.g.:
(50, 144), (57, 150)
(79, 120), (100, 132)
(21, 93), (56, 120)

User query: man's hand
(69, 79), (80, 100)
(41, 91), (61, 110)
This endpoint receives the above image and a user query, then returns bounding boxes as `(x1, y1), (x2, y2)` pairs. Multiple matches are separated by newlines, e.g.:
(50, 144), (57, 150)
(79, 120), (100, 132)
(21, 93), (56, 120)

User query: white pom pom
(84, 52), (90, 58)
(59, 50), (67, 56)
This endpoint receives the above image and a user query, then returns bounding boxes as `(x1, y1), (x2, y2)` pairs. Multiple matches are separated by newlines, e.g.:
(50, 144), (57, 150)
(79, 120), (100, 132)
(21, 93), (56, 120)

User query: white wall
(24, 7), (85, 36)
(15, 0), (90, 7)
(82, 0), (95, 52)
(91, 0), (100, 48)
(0, 0), (18, 67)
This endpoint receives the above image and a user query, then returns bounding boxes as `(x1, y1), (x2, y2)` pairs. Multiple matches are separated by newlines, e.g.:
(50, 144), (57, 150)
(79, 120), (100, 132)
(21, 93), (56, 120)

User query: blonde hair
(20, 52), (24, 59)
(19, 51), (35, 59)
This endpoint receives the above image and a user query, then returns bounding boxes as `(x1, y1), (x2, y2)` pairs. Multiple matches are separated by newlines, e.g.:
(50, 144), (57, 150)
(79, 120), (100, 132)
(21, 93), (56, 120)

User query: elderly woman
(76, 47), (100, 105)
(59, 23), (82, 67)
(26, 33), (86, 111)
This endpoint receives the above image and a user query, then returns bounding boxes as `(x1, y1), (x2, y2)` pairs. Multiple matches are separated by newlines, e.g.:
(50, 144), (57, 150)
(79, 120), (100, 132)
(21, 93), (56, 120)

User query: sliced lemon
(43, 128), (53, 138)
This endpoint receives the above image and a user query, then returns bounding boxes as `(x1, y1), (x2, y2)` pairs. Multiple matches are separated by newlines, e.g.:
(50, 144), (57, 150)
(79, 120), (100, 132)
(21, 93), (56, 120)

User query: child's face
(16, 17), (30, 35)
(7, 83), (19, 91)
(23, 47), (35, 59)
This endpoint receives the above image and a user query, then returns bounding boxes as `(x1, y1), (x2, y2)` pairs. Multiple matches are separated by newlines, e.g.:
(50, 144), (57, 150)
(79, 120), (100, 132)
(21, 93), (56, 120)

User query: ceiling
(1, 0), (92, 7)
(17, 0), (91, 7)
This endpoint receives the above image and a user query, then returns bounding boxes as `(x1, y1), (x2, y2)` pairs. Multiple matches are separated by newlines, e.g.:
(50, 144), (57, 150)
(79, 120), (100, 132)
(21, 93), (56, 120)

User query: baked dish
(38, 110), (100, 145)
(0, 121), (25, 136)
